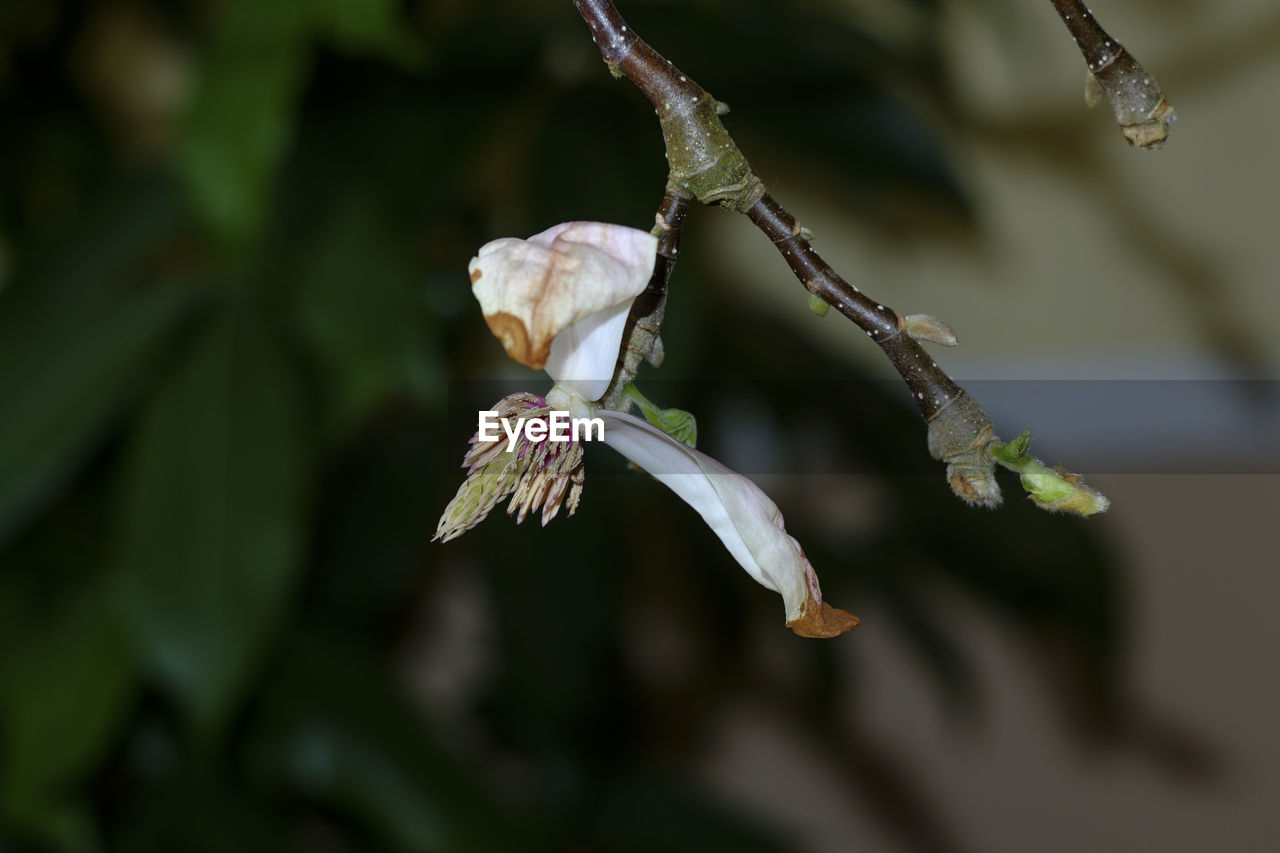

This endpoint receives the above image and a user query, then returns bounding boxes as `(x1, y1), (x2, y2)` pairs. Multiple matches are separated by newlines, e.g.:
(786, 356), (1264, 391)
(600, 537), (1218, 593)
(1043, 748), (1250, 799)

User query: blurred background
(1, 0), (1277, 851)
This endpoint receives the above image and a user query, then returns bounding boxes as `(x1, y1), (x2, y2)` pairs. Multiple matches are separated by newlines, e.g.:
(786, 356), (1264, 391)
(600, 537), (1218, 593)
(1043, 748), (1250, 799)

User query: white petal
(468, 222), (657, 370)
(597, 411), (856, 637)
(543, 301), (632, 401)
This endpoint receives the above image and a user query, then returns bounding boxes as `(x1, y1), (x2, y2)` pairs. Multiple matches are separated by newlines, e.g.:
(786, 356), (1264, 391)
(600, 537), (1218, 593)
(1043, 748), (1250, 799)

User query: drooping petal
(468, 222), (657, 372)
(598, 410), (857, 638)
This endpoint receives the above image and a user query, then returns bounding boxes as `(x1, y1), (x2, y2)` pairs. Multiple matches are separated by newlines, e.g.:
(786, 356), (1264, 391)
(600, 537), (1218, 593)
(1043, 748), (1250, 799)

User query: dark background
(2, 1), (1276, 851)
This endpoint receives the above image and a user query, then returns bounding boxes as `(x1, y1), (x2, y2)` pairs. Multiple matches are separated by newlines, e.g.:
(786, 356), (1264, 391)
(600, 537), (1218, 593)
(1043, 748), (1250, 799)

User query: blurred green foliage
(0, 1), (1128, 851)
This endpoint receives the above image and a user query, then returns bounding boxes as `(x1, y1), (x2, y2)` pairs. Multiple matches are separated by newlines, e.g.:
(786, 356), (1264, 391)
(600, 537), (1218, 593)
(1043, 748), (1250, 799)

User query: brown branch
(572, 0), (762, 211)
(1049, 0), (1175, 149)
(574, 0), (1110, 515)
(601, 191), (689, 409)
(575, 0), (1002, 506)
(744, 193), (1001, 506)
(746, 196), (962, 422)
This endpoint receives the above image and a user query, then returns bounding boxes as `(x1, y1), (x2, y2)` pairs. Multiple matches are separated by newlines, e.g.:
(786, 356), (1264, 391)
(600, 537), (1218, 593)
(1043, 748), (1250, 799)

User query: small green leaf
(654, 407), (698, 448)
(988, 429), (1030, 464)
(986, 429), (1109, 516)
(625, 384), (698, 448)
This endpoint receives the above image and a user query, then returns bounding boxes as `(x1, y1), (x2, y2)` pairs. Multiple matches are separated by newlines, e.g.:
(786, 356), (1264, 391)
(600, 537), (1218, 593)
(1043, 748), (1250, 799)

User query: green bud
(986, 429), (1109, 516)
(1020, 465), (1079, 504)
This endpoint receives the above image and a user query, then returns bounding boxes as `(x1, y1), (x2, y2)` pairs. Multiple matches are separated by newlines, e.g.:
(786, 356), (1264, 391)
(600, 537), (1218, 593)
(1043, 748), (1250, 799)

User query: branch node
(926, 393), (1002, 509)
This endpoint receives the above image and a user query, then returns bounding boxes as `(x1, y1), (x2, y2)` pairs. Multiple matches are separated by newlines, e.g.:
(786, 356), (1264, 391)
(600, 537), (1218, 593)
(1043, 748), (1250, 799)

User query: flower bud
(903, 313), (958, 347)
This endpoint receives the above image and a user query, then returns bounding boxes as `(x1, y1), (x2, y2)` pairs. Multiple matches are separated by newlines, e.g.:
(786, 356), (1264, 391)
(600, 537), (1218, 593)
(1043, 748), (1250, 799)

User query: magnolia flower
(438, 222), (857, 638)
(436, 221), (656, 539)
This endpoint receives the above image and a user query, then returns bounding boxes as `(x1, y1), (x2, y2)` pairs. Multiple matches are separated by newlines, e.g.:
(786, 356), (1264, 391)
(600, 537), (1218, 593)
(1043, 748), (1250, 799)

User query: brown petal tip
(788, 599), (860, 639)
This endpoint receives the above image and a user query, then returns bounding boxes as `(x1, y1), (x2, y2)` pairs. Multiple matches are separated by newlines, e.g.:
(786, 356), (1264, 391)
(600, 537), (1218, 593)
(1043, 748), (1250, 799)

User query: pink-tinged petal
(468, 222), (657, 371)
(598, 411), (857, 637)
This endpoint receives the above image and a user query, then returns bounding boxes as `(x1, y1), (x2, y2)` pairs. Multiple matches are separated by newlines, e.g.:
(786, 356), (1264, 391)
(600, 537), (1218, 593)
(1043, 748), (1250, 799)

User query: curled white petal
(468, 222), (657, 371)
(597, 410), (856, 637)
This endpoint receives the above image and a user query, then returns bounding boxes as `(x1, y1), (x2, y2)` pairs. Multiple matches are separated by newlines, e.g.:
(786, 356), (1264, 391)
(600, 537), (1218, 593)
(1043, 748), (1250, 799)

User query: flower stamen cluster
(434, 392), (584, 542)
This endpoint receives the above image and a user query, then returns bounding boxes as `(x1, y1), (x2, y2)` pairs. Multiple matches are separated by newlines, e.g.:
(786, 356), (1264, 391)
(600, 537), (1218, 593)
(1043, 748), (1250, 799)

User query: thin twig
(1049, 0), (1175, 149)
(573, 0), (1111, 515)
(601, 192), (689, 410)
(574, 0), (1001, 505)
(745, 196), (963, 423)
